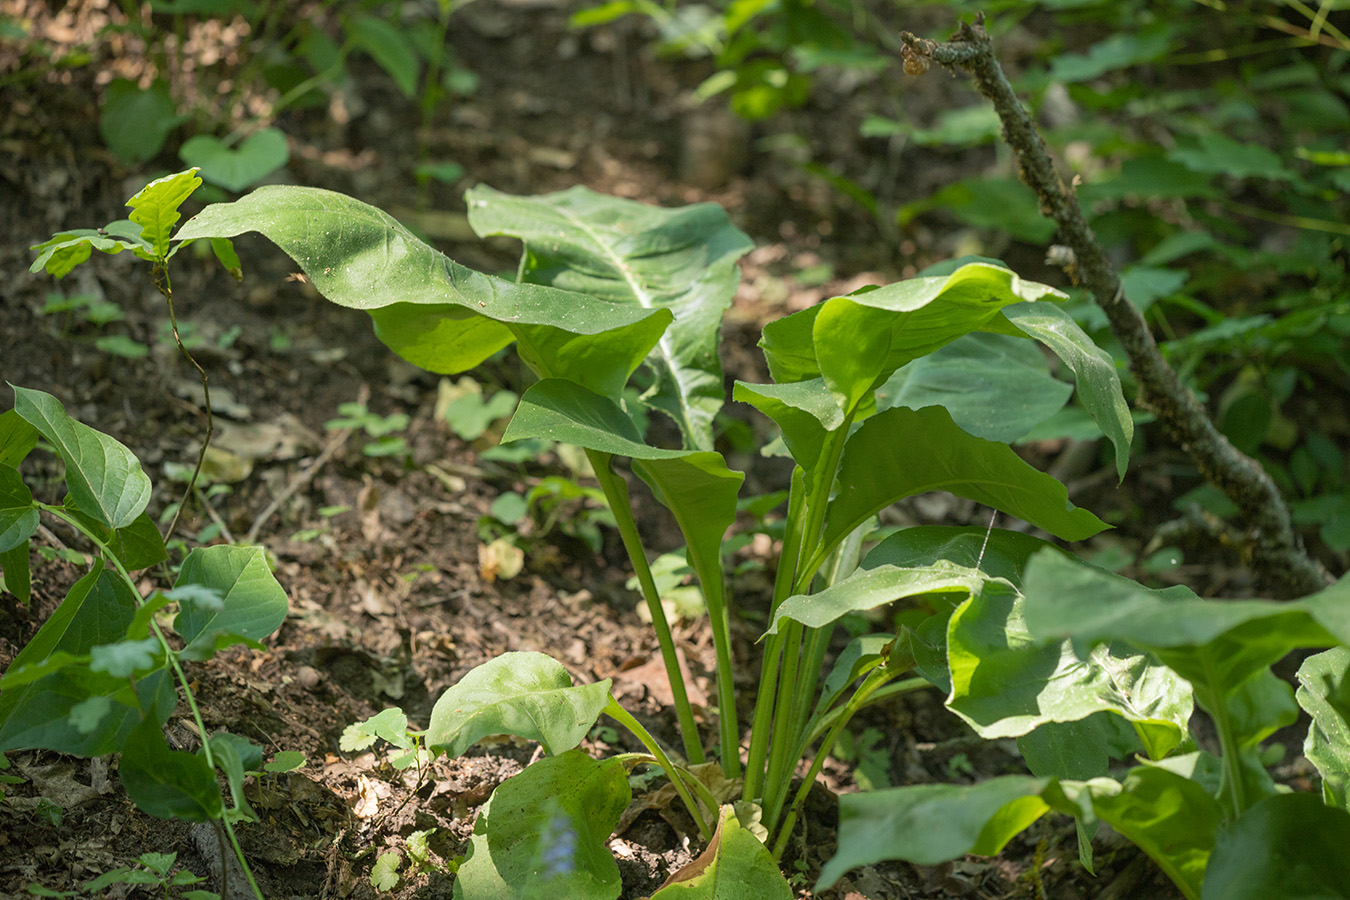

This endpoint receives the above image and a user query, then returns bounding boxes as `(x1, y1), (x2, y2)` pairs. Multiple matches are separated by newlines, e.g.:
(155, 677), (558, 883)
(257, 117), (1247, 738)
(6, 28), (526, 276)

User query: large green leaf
(760, 263), (1062, 387)
(946, 579), (1191, 754)
(467, 185), (753, 450)
(0, 540), (30, 604)
(1201, 793), (1350, 900)
(1001, 303), (1133, 480)
(1296, 647), (1350, 811)
(452, 751), (629, 900)
(816, 775), (1051, 889)
(427, 652), (612, 758)
(876, 332), (1072, 443)
(649, 805), (792, 899)
(174, 187), (674, 399)
(1022, 552), (1350, 696)
(173, 545), (288, 659)
(0, 465), (38, 553)
(119, 716), (224, 822)
(862, 525), (1059, 583)
(1092, 766), (1220, 900)
(821, 406), (1108, 550)
(13, 387), (151, 530)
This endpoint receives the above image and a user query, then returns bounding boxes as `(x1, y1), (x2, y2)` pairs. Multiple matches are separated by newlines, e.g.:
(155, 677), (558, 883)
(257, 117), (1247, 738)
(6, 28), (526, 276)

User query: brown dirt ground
(0, 2), (1201, 898)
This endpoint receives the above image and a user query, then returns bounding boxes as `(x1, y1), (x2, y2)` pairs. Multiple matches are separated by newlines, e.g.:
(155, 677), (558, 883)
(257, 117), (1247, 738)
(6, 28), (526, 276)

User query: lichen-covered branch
(899, 15), (1331, 598)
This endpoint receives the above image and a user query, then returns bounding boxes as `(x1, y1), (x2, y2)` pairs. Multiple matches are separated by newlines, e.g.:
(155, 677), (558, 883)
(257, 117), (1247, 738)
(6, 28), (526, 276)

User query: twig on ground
(243, 386), (367, 545)
(898, 15), (1332, 598)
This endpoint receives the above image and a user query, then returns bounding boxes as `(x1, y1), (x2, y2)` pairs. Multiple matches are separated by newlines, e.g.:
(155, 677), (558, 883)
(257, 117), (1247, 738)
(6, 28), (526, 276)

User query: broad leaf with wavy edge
(1296, 647), (1350, 811)
(13, 386), (151, 530)
(126, 168), (203, 259)
(174, 187), (674, 400)
(467, 185), (753, 450)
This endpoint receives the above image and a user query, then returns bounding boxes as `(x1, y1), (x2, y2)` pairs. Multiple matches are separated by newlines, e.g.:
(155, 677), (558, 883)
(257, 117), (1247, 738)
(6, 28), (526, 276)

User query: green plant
(326, 400), (411, 458)
(168, 178), (1149, 895)
(27, 851), (218, 900)
(0, 388), (288, 900)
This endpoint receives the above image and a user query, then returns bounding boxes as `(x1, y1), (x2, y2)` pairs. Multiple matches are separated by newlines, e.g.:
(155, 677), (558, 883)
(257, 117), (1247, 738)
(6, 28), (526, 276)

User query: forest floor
(0, 2), (1204, 898)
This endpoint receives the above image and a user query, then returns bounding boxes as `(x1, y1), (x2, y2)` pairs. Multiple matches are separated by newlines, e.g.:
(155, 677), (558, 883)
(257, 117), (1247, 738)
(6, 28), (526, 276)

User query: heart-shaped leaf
(180, 129), (289, 192)
(427, 652), (612, 758)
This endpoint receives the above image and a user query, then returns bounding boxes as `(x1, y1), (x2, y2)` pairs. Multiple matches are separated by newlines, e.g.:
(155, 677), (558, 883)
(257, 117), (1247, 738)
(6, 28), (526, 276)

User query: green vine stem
(587, 449), (706, 765)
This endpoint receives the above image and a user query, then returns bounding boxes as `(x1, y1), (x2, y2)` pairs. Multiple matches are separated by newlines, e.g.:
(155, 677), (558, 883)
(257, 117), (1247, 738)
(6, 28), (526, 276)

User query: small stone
(296, 666), (323, 691)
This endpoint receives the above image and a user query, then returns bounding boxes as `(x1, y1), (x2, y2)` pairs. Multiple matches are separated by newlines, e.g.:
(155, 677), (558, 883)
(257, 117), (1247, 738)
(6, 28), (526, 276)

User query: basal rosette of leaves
(169, 178), (1176, 896)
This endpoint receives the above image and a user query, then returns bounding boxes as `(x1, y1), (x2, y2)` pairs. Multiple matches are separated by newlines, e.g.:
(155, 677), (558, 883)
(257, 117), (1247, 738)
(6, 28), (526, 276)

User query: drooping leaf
(180, 129), (289, 192)
(1017, 714), (1142, 781)
(648, 805), (792, 899)
(106, 511), (168, 571)
(0, 539), (30, 604)
(766, 561), (982, 636)
(760, 263), (1063, 389)
(208, 731), (263, 822)
(1022, 552), (1350, 697)
(1201, 792), (1350, 900)
(821, 406), (1108, 551)
(173, 545), (288, 659)
(1000, 302), (1133, 479)
(426, 652), (612, 758)
(119, 717), (224, 822)
(12, 387), (152, 530)
(452, 751), (630, 900)
(816, 776), (1051, 889)
(174, 187), (673, 399)
(0, 410), (39, 468)
(1296, 647), (1350, 811)
(126, 168), (204, 259)
(29, 221), (152, 277)
(348, 14), (420, 98)
(1091, 766), (1220, 900)
(467, 185), (753, 450)
(0, 466), (38, 553)
(876, 332), (1072, 444)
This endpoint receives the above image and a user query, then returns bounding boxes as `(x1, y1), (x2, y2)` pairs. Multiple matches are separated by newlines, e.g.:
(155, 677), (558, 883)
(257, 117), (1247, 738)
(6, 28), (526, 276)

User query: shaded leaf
(0, 465), (38, 553)
(180, 129), (288, 192)
(1201, 792), (1350, 900)
(173, 545), (288, 659)
(876, 332), (1072, 444)
(120, 717), (223, 822)
(452, 751), (629, 900)
(0, 410), (39, 468)
(100, 78), (182, 165)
